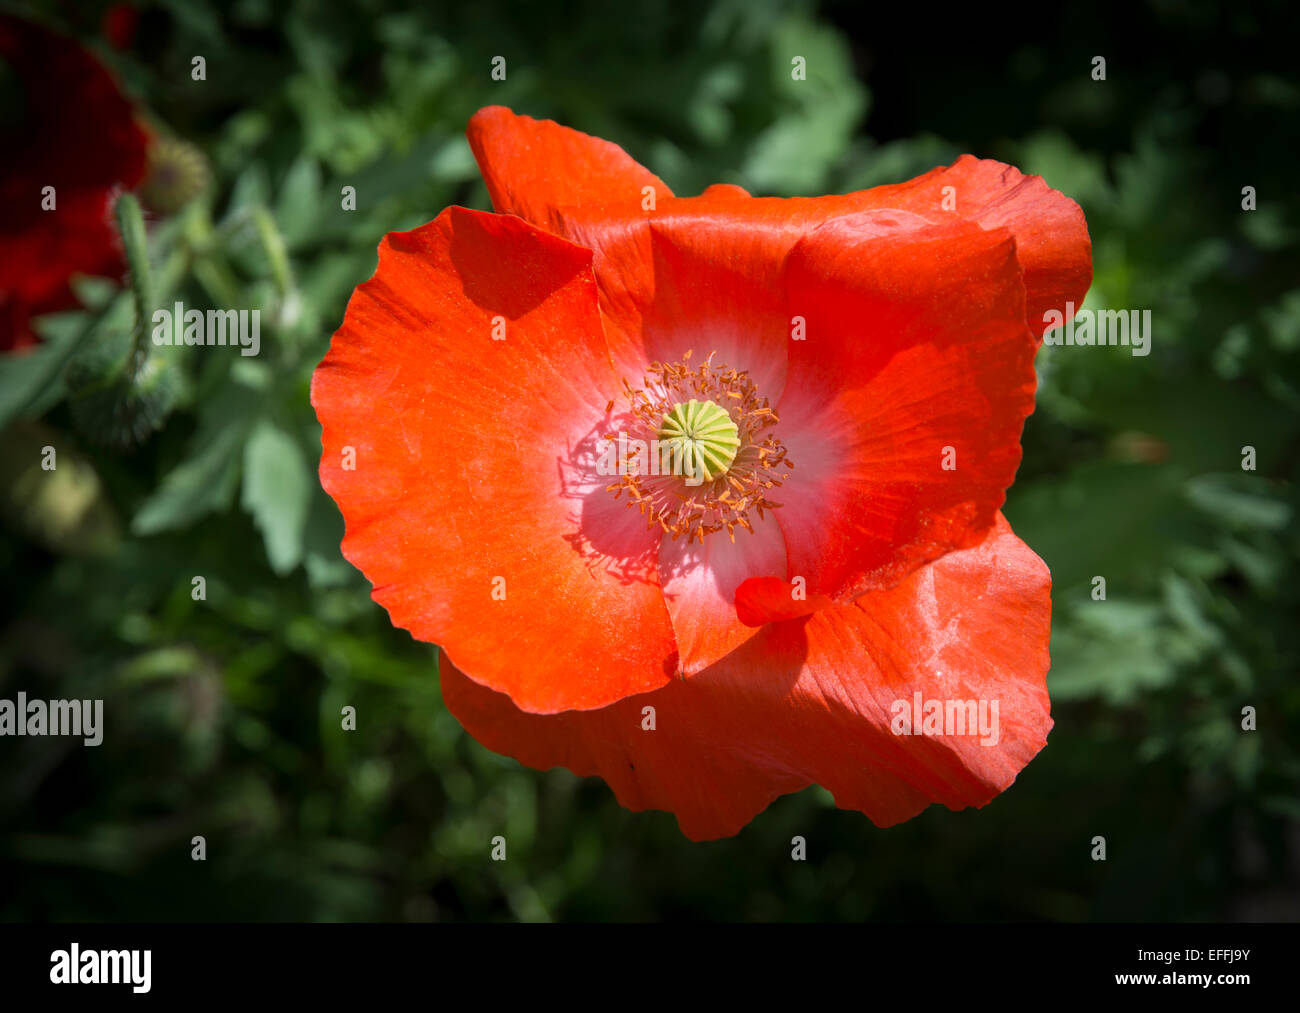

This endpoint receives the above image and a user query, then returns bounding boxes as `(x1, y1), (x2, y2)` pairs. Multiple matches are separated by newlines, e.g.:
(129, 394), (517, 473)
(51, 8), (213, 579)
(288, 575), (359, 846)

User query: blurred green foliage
(1, 0), (1297, 920)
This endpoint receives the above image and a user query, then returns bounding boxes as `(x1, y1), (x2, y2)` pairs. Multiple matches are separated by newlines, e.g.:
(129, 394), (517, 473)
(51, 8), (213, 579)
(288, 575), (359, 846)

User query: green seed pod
(67, 347), (182, 451)
(139, 135), (211, 216)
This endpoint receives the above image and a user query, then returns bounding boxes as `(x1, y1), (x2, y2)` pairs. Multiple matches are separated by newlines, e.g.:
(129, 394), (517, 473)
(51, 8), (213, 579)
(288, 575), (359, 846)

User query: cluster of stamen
(603, 351), (792, 543)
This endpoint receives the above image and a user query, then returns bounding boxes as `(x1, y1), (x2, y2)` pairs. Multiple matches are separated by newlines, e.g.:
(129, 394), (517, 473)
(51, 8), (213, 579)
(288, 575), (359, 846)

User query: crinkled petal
(855, 154), (1092, 338)
(733, 209), (1036, 613)
(442, 515), (1052, 840)
(658, 510), (786, 674)
(466, 105), (673, 236)
(312, 206), (677, 713)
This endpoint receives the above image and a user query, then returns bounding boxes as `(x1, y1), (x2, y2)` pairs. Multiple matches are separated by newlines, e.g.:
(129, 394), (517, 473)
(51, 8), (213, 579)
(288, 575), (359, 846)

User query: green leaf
(132, 423), (245, 535)
(241, 419), (312, 575)
(0, 294), (131, 431)
(741, 15), (866, 194)
(1185, 474), (1292, 531)
(274, 154), (323, 248)
(131, 370), (266, 534)
(221, 162), (272, 228)
(303, 485), (354, 589)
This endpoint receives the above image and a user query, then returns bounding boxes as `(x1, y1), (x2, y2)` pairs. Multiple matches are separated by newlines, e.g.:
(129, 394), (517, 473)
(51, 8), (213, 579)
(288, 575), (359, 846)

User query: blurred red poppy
(101, 4), (139, 52)
(313, 107), (1091, 838)
(0, 14), (149, 351)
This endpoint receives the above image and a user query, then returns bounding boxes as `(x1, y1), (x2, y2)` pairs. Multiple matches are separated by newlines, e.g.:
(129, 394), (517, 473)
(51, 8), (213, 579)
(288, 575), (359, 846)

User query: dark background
(1, 0), (1297, 920)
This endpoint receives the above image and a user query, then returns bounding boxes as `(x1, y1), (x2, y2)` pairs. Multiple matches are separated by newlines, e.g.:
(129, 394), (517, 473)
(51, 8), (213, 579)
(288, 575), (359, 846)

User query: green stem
(115, 193), (153, 376)
(253, 206), (294, 297)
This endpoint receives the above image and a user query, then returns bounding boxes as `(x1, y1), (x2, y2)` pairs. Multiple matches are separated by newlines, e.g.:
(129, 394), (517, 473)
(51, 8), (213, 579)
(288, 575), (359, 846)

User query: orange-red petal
(466, 105), (673, 236)
(733, 576), (834, 627)
(555, 196), (885, 392)
(855, 155), (1092, 338)
(466, 106), (1089, 390)
(442, 514), (1053, 841)
(312, 206), (677, 713)
(749, 209), (1037, 608)
(658, 511), (786, 675)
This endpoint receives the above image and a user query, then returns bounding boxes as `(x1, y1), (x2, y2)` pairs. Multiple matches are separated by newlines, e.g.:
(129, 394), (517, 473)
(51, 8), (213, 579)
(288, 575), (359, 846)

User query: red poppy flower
(313, 106), (1091, 839)
(0, 15), (149, 351)
(101, 4), (140, 52)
